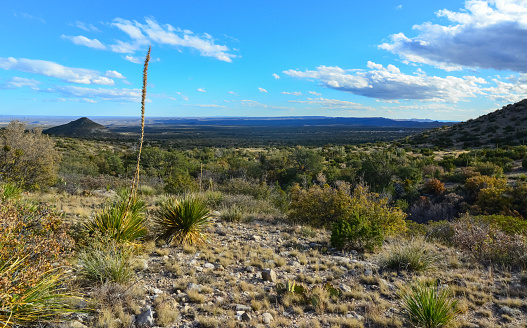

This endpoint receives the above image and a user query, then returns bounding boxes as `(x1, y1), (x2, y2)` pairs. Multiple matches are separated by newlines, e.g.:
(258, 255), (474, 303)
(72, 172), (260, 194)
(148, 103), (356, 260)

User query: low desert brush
(155, 194), (211, 245)
(380, 238), (440, 272)
(77, 242), (134, 284)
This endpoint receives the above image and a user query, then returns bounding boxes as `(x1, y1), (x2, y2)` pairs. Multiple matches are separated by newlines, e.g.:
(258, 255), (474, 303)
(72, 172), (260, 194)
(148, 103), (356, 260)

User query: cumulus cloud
(43, 85), (142, 102)
(0, 57), (115, 85)
(105, 70), (125, 79)
(124, 55), (142, 64)
(482, 73), (527, 103)
(107, 17), (236, 62)
(62, 35), (106, 50)
(258, 87), (268, 93)
(273, 73), (280, 79)
(288, 97), (375, 111)
(197, 88), (206, 92)
(284, 62), (487, 102)
(281, 91), (302, 95)
(380, 0), (527, 72)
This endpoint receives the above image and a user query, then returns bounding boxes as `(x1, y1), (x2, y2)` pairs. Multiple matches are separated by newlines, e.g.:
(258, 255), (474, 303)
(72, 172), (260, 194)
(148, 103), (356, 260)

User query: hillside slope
(408, 99), (527, 148)
(43, 117), (114, 138)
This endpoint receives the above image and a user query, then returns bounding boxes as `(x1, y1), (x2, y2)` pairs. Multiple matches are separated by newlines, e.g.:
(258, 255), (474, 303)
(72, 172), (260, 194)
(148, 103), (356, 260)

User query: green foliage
(400, 282), (459, 328)
(219, 204), (244, 222)
(331, 212), (384, 252)
(330, 185), (407, 252)
(0, 121), (60, 189)
(0, 183), (21, 202)
(77, 242), (134, 284)
(155, 194), (211, 245)
(288, 184), (350, 229)
(86, 193), (147, 242)
(380, 238), (440, 272)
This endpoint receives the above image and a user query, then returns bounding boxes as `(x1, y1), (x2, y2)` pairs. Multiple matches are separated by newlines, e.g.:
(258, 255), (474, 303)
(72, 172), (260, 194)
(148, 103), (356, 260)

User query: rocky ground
(61, 215), (527, 328)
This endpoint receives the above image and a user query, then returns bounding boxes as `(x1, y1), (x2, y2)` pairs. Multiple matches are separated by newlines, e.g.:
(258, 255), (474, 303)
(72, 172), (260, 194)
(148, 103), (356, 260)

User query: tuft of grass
(78, 242), (134, 284)
(0, 183), (22, 202)
(380, 238), (440, 272)
(155, 194), (211, 245)
(220, 204), (244, 222)
(86, 193), (147, 243)
(399, 281), (459, 328)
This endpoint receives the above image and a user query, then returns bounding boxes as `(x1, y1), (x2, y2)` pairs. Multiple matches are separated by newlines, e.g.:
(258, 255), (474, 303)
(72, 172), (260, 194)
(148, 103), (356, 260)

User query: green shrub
(78, 242), (134, 284)
(155, 194), (211, 245)
(330, 185), (407, 252)
(380, 238), (439, 272)
(400, 281), (459, 328)
(0, 183), (21, 202)
(288, 184), (351, 229)
(220, 204), (244, 222)
(86, 193), (147, 243)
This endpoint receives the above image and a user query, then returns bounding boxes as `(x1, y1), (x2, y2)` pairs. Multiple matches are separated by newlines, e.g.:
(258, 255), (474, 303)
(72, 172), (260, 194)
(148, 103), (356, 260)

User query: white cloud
(482, 73), (527, 103)
(288, 97), (375, 111)
(396, 4), (403, 10)
(190, 104), (227, 108)
(309, 91), (322, 96)
(75, 21), (99, 32)
(380, 0), (527, 72)
(44, 85), (143, 102)
(273, 73), (280, 79)
(105, 70), (125, 79)
(258, 87), (268, 93)
(240, 99), (293, 110)
(124, 55), (142, 64)
(284, 62), (487, 102)
(0, 57), (115, 85)
(227, 91), (238, 95)
(14, 12), (45, 24)
(197, 88), (206, 92)
(281, 91), (302, 95)
(62, 35), (106, 50)
(6, 77), (41, 89)
(82, 98), (97, 103)
(107, 17), (236, 62)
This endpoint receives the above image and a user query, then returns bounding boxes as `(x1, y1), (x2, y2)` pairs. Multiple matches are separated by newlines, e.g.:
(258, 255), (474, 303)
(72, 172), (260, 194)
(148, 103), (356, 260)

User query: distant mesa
(43, 117), (114, 138)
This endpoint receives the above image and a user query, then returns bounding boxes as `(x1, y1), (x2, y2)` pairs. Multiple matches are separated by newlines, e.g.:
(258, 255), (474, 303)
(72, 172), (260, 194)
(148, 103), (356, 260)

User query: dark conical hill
(43, 117), (114, 138)
(408, 99), (527, 148)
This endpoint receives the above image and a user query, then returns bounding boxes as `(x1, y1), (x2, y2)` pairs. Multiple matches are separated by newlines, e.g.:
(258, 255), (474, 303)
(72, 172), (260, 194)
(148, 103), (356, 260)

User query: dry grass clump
(380, 238), (441, 272)
(77, 241), (135, 284)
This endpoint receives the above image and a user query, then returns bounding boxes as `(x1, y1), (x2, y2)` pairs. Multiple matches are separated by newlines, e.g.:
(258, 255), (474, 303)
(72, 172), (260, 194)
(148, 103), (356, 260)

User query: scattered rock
(262, 312), (273, 324)
(241, 312), (252, 321)
(500, 306), (521, 316)
(339, 284), (352, 293)
(261, 269), (277, 282)
(235, 304), (252, 312)
(203, 262), (215, 269)
(136, 307), (154, 327)
(187, 283), (202, 292)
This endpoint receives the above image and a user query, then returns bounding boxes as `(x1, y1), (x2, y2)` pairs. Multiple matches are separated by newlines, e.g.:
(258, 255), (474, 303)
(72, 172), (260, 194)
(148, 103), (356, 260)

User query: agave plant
(86, 193), (147, 243)
(400, 281), (459, 328)
(155, 194), (211, 245)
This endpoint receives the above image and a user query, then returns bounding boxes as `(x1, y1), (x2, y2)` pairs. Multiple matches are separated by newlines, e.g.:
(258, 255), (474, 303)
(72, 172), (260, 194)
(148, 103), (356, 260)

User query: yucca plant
(400, 281), (459, 328)
(0, 257), (75, 327)
(155, 194), (211, 245)
(86, 194), (147, 243)
(77, 243), (134, 284)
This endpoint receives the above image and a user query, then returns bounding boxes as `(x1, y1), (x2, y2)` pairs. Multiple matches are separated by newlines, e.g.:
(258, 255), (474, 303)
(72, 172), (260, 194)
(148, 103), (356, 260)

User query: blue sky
(1, 0), (527, 121)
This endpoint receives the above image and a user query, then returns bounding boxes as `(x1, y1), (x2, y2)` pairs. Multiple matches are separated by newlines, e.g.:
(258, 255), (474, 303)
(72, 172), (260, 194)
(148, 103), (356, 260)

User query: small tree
(0, 121), (60, 189)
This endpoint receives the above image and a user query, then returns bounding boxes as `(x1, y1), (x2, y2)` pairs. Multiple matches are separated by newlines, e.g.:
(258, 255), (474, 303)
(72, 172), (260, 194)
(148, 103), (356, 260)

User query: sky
(1, 0), (527, 121)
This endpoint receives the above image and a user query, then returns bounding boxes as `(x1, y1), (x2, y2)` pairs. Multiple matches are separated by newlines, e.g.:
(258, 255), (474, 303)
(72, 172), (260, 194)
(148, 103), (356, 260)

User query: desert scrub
(77, 241), (134, 284)
(155, 194), (211, 245)
(400, 281), (459, 328)
(85, 192), (147, 243)
(330, 185), (407, 252)
(380, 238), (440, 272)
(0, 201), (76, 326)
